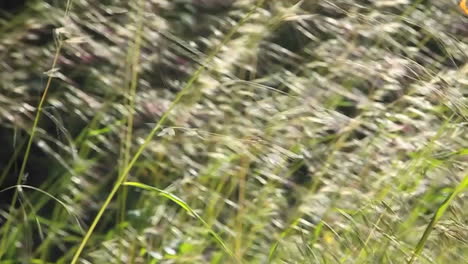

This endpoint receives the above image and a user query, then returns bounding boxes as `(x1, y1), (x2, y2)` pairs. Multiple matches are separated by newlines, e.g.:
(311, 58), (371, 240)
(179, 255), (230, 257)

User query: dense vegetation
(0, 0), (467, 263)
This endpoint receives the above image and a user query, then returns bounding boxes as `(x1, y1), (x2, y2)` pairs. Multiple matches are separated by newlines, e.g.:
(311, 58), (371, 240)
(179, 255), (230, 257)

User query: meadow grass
(0, 0), (467, 263)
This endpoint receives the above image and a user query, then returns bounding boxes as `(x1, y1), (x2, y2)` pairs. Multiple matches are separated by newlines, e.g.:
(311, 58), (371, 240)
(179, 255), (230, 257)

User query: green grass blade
(0, 185), (84, 233)
(122, 181), (236, 261)
(407, 172), (468, 264)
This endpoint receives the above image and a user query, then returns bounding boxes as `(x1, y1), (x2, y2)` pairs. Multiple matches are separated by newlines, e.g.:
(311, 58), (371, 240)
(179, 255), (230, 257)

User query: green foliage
(0, 0), (467, 263)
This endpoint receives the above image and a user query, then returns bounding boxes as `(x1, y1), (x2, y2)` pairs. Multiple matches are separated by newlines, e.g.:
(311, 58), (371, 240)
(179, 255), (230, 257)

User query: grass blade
(407, 172), (468, 264)
(122, 181), (236, 261)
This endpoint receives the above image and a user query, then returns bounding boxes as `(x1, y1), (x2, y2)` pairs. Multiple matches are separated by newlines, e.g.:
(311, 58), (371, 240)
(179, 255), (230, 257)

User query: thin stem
(0, 40), (64, 259)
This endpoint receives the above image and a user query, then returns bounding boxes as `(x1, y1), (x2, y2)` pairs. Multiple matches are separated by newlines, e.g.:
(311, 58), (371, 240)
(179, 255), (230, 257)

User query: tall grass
(0, 0), (466, 263)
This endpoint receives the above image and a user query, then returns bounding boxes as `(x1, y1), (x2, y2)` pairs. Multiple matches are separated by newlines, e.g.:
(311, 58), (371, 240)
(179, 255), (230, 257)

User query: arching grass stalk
(0, 0), (75, 259)
(122, 181), (235, 259)
(70, 1), (265, 263)
(0, 185), (83, 232)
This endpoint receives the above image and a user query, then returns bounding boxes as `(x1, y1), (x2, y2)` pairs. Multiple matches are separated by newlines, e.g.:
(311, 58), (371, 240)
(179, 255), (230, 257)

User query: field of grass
(0, 0), (467, 263)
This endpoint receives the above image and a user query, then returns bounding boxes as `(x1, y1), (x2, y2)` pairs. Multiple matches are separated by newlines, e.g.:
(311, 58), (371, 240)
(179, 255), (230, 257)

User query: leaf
(122, 181), (235, 260)
(407, 172), (468, 264)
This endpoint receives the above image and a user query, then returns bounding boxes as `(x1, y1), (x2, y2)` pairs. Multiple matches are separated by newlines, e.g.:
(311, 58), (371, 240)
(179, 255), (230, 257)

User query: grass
(0, 0), (467, 263)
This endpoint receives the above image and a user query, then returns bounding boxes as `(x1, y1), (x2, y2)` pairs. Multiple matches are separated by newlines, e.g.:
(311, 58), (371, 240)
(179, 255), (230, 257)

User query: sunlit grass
(0, 0), (466, 263)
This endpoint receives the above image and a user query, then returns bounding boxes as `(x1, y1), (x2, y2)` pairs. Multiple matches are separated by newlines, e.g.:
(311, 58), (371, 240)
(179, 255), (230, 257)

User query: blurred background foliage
(0, 0), (467, 263)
